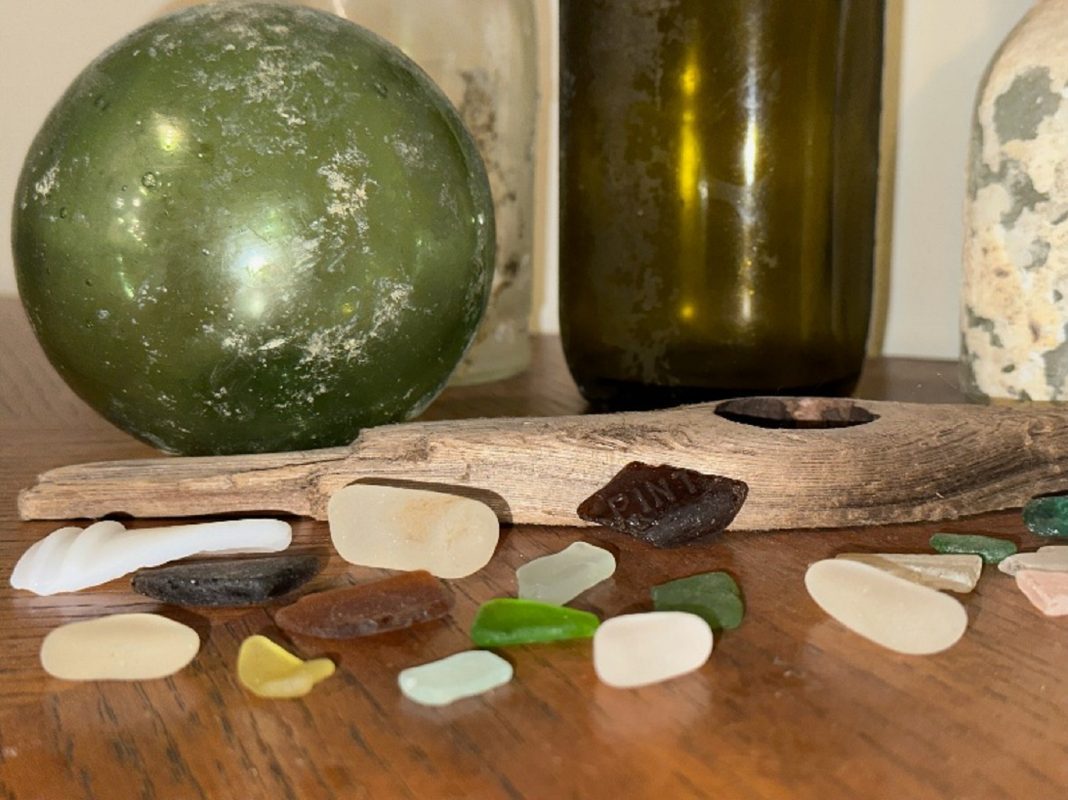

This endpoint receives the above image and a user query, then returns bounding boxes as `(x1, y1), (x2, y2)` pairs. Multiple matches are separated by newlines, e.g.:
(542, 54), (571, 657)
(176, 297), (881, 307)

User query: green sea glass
(1022, 496), (1068, 539)
(470, 599), (600, 647)
(651, 572), (744, 631)
(930, 533), (1017, 564)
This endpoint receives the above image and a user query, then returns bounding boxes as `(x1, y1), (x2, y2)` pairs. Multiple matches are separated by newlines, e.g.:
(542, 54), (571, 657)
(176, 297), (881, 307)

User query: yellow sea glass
(237, 635), (335, 699)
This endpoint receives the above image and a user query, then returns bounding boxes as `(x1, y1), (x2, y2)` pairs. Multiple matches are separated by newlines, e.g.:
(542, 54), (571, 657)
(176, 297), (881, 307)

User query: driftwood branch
(18, 397), (1068, 530)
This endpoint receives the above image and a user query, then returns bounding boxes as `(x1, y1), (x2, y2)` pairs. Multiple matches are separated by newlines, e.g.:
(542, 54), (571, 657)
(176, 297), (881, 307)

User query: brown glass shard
(577, 462), (748, 547)
(274, 570), (454, 639)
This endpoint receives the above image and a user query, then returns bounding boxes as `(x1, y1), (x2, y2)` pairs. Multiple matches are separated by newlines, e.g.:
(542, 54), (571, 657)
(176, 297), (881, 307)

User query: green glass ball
(13, 2), (494, 455)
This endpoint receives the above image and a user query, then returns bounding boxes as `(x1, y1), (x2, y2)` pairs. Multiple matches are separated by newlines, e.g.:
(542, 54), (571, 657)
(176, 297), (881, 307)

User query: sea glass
(132, 554), (322, 607)
(805, 559), (968, 655)
(275, 571), (453, 639)
(836, 553), (982, 593)
(1022, 496), (1068, 538)
(1015, 570), (1068, 616)
(40, 613), (200, 681)
(577, 462), (748, 547)
(651, 572), (744, 630)
(328, 485), (499, 579)
(11, 519), (292, 596)
(593, 612), (713, 688)
(930, 533), (1017, 564)
(236, 635), (335, 699)
(998, 546), (1068, 575)
(515, 542), (615, 605)
(398, 651), (513, 707)
(470, 599), (599, 647)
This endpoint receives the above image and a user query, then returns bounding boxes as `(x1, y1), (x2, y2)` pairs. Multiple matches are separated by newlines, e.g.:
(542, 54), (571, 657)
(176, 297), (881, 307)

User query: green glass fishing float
(13, 2), (494, 455)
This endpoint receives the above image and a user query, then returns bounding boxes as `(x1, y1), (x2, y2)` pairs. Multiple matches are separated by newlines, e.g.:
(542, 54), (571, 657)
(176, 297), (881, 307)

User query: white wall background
(0, 0), (1035, 359)
(883, 0), (1033, 358)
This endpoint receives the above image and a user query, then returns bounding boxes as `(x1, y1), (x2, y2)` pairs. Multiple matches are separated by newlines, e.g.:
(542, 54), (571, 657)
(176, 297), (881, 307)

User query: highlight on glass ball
(12, 2), (495, 455)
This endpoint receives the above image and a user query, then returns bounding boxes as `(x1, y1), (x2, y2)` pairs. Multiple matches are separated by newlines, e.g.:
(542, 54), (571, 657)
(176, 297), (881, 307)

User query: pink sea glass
(1015, 570), (1068, 616)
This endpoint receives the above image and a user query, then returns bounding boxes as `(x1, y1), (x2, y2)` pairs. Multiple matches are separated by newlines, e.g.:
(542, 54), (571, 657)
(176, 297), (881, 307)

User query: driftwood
(18, 397), (1068, 530)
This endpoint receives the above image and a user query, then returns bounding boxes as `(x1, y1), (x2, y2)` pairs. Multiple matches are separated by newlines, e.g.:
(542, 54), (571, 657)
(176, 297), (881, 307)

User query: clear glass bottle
(559, 0), (884, 409)
(321, 0), (539, 385)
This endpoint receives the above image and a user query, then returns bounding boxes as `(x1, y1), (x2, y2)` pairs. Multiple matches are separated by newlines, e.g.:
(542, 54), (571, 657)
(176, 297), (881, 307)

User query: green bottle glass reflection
(559, 0), (884, 409)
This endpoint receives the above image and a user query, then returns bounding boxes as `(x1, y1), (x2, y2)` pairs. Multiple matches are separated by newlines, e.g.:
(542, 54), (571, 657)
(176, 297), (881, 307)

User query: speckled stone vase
(961, 0), (1068, 401)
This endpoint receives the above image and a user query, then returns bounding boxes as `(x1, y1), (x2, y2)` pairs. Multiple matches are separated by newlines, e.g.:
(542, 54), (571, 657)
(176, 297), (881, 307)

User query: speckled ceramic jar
(961, 0), (1068, 401)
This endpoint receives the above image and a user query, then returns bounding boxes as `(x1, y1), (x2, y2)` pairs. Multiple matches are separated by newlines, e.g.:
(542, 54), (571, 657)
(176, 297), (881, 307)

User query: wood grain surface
(0, 298), (1065, 800)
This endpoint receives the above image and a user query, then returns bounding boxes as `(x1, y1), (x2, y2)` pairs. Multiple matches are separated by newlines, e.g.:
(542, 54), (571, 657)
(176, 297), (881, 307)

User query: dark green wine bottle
(559, 0), (884, 409)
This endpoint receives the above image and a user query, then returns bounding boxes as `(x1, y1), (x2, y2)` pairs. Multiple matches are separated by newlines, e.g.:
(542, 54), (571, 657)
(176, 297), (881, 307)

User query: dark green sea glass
(1022, 496), (1068, 539)
(930, 533), (1018, 564)
(652, 572), (744, 631)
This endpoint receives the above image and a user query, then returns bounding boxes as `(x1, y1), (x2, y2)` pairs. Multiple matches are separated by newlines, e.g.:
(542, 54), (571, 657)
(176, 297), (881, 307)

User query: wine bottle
(559, 0), (884, 409)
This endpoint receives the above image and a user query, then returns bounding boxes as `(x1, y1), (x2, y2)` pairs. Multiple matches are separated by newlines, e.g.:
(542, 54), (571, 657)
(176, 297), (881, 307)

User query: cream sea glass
(328, 485), (499, 579)
(41, 613), (200, 681)
(806, 560), (968, 656)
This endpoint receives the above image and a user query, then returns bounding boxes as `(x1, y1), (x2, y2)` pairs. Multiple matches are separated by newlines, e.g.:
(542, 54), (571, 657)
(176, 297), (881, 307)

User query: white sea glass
(593, 612), (713, 689)
(516, 541), (616, 605)
(836, 553), (982, 592)
(11, 519), (291, 595)
(998, 546), (1068, 575)
(398, 651), (513, 707)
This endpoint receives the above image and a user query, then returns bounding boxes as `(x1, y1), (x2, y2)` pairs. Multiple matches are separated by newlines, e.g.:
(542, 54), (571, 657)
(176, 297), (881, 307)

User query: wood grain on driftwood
(18, 397), (1068, 530)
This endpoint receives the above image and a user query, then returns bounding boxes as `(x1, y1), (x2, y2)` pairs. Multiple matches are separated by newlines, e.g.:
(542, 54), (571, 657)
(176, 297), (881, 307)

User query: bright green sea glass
(470, 599), (600, 647)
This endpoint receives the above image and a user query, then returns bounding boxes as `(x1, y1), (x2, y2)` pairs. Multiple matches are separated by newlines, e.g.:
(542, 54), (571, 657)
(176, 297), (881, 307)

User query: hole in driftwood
(714, 397), (878, 430)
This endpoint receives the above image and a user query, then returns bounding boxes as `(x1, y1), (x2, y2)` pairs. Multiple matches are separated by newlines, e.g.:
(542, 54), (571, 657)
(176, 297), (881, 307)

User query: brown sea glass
(577, 462), (748, 547)
(274, 570), (454, 639)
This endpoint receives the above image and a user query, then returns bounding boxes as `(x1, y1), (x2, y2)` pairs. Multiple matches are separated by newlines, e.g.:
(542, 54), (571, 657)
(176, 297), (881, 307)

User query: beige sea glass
(328, 485), (499, 579)
(40, 613), (200, 681)
(836, 553), (982, 592)
(593, 612), (713, 689)
(998, 546), (1068, 576)
(805, 559), (968, 655)
(237, 635), (335, 699)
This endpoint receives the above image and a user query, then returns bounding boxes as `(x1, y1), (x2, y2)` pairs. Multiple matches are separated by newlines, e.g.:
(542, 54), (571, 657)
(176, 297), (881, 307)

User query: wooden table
(0, 297), (1064, 800)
